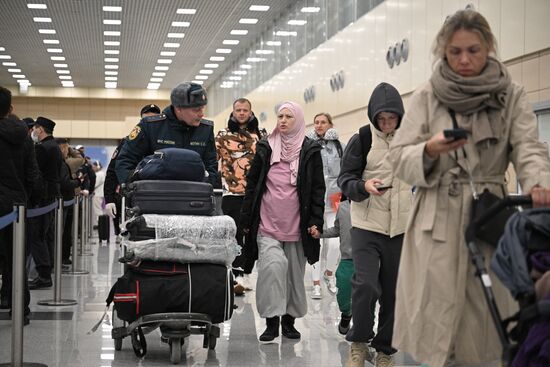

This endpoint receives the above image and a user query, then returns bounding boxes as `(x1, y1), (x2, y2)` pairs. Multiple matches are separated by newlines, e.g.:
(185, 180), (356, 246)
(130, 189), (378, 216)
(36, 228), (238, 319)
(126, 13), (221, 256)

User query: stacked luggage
(107, 148), (236, 363)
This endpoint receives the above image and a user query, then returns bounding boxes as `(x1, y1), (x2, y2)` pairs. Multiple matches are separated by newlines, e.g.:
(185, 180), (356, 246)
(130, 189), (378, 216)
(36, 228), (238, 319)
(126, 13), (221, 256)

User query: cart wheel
(170, 338), (182, 364)
(114, 337), (123, 351)
(208, 335), (217, 350)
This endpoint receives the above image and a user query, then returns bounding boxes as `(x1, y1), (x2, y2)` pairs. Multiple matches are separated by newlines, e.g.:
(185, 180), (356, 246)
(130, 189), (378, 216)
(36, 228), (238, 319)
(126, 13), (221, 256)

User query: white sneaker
(323, 272), (337, 294)
(311, 284), (322, 299)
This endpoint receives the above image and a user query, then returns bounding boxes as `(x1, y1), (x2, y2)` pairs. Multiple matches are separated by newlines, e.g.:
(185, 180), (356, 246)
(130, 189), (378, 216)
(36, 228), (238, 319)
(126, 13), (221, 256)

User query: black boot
(259, 316), (280, 342)
(281, 314), (301, 339)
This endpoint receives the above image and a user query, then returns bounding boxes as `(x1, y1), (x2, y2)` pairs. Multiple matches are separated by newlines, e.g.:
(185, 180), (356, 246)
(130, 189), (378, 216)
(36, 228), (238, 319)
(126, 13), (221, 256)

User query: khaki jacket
(351, 124), (411, 237)
(389, 82), (550, 367)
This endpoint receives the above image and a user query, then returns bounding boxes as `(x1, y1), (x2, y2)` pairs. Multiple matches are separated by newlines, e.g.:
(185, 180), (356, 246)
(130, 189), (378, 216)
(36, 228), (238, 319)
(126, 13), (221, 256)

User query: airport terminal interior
(1, 0), (549, 366)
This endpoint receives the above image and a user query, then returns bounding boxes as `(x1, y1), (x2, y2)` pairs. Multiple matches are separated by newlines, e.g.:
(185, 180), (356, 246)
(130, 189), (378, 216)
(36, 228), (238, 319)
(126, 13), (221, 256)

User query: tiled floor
(0, 231), (421, 367)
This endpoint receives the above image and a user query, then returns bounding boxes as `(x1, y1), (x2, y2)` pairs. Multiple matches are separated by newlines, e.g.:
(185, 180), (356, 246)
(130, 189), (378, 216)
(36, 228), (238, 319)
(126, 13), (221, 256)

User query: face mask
(31, 131), (39, 143)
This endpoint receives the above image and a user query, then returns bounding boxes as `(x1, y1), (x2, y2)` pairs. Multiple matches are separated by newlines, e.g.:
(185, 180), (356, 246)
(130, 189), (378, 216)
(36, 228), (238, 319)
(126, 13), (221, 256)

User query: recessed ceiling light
(147, 83), (160, 90)
(104, 50), (119, 55)
(233, 70), (247, 75)
(171, 21), (190, 27)
(105, 82), (117, 88)
(249, 5), (270, 11)
(104, 41), (120, 46)
(103, 31), (121, 37)
(103, 19), (121, 25)
(58, 75), (72, 80)
(0, 47), (4, 52)
(229, 76), (242, 80)
(220, 82), (233, 88)
(240, 64), (252, 69)
(2, 62), (16, 66)
(266, 41), (282, 46)
(155, 66), (169, 71)
(247, 57), (266, 62)
(50, 56), (65, 61)
(152, 72), (166, 77)
(160, 51), (176, 57)
(53, 63), (68, 68)
(56, 70), (70, 74)
(38, 29), (56, 34)
(275, 31), (297, 36)
(46, 48), (63, 53)
(210, 56), (225, 61)
(104, 64), (119, 69)
(12, 74), (26, 79)
(256, 50), (274, 54)
(104, 57), (119, 62)
(16, 79), (30, 85)
(27, 4), (47, 9)
(61, 81), (74, 87)
(157, 59), (172, 64)
(204, 64), (219, 68)
(150, 77), (163, 82)
(216, 49), (231, 54)
(7, 68), (21, 73)
(195, 75), (208, 80)
(288, 20), (307, 25)
(167, 33), (185, 38)
(223, 40), (239, 45)
(103, 6), (122, 12)
(105, 76), (118, 81)
(239, 18), (258, 24)
(33, 17), (52, 23)
(176, 9), (196, 14)
(43, 39), (60, 44)
(163, 43), (180, 48)
(0, 55), (12, 60)
(301, 7), (321, 13)
(104, 71), (118, 75)
(192, 80), (204, 85)
(199, 70), (213, 74)
(230, 30), (248, 35)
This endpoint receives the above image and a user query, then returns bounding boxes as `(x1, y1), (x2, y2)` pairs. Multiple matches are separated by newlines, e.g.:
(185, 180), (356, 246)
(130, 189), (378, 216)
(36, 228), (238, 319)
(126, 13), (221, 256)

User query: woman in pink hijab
(240, 101), (326, 342)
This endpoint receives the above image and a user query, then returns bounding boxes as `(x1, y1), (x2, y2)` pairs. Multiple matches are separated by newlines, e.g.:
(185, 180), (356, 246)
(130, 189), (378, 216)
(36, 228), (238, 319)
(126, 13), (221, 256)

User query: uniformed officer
(115, 82), (218, 186)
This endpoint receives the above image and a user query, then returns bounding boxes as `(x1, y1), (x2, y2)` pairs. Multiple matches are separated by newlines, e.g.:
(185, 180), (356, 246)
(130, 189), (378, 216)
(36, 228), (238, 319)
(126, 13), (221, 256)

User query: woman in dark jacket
(240, 101), (325, 342)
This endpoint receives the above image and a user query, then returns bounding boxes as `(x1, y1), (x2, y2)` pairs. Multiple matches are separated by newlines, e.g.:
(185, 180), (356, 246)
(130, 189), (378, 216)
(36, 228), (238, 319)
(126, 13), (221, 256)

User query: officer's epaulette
(200, 119), (214, 127)
(141, 114), (167, 123)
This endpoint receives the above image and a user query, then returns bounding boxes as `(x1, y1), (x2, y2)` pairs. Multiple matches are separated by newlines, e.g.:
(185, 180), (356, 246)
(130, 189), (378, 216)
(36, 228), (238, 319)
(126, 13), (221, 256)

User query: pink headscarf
(268, 101), (305, 185)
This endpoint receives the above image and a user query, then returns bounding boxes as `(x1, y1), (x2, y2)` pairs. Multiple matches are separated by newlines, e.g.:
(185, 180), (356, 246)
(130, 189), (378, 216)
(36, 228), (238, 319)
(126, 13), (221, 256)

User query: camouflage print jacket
(215, 121), (267, 195)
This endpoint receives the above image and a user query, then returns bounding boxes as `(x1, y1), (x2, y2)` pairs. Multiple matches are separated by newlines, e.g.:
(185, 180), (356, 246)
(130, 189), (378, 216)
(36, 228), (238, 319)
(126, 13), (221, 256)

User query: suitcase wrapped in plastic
(122, 214), (240, 266)
(107, 262), (234, 324)
(126, 180), (214, 216)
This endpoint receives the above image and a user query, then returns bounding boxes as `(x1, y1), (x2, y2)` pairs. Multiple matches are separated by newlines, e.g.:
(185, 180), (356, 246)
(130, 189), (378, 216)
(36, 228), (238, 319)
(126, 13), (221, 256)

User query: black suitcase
(98, 214), (110, 242)
(127, 180), (214, 216)
(107, 263), (234, 324)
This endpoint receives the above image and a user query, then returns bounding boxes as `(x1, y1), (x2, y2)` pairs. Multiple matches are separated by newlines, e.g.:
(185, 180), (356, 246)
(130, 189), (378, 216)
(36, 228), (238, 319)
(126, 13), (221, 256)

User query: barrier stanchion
(0, 205), (47, 367)
(38, 198), (77, 306)
(87, 194), (93, 239)
(65, 196), (88, 275)
(79, 195), (92, 256)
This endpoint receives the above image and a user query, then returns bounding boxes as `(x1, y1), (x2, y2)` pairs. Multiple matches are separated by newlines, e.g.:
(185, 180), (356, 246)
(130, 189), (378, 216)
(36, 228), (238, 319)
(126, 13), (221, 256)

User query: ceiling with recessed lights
(0, 0), (295, 91)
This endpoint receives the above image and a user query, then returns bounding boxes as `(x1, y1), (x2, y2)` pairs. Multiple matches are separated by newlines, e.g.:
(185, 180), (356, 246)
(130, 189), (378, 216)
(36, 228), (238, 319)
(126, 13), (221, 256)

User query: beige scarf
(430, 57), (511, 144)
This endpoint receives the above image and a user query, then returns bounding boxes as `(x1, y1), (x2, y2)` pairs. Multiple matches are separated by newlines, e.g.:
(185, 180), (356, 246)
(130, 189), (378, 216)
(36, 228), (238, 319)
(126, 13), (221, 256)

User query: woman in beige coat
(389, 9), (550, 367)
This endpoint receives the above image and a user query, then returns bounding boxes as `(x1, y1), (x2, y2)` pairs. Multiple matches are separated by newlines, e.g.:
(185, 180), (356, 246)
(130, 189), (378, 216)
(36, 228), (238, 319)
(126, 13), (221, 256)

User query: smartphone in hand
(375, 184), (393, 191)
(443, 128), (467, 141)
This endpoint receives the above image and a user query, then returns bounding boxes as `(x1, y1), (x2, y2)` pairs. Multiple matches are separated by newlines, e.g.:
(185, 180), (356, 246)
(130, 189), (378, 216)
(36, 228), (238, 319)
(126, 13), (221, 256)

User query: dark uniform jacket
(115, 106), (218, 185)
(239, 137), (325, 273)
(104, 139), (125, 204)
(0, 117), (40, 215)
(35, 135), (63, 204)
(59, 161), (79, 201)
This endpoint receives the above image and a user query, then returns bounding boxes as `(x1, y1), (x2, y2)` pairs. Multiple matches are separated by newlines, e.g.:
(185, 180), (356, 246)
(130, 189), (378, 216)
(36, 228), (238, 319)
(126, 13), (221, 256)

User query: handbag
(131, 147), (206, 182)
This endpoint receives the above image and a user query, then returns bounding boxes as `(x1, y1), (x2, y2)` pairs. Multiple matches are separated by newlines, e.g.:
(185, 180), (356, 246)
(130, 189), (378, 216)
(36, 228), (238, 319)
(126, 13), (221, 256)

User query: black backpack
(358, 124), (373, 171)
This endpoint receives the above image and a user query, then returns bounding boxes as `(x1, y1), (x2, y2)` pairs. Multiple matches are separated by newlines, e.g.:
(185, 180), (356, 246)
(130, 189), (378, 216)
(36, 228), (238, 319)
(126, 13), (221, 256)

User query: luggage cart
(112, 311), (220, 364)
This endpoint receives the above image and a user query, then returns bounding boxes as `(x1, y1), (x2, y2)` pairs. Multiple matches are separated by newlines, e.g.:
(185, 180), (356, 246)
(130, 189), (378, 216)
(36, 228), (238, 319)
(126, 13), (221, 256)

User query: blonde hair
(313, 112), (333, 126)
(432, 9), (497, 60)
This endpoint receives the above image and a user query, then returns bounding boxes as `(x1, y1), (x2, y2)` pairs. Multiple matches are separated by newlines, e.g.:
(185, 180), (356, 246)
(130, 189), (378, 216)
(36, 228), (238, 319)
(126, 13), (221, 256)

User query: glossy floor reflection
(0, 232), (421, 367)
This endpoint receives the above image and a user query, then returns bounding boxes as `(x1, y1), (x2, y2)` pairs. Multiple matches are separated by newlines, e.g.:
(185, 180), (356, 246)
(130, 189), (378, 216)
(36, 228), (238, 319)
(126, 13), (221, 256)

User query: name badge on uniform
(157, 139), (176, 145)
(189, 141), (206, 147)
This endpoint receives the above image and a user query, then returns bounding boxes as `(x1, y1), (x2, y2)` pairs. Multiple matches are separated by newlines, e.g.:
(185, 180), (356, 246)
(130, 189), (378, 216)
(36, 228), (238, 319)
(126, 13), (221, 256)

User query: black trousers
(345, 228), (403, 355)
(0, 224), (31, 315)
(221, 195), (245, 275)
(62, 206), (72, 261)
(28, 210), (55, 279)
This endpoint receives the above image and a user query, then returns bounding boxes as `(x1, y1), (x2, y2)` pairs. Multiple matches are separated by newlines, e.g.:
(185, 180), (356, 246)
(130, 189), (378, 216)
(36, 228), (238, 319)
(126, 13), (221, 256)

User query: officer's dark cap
(140, 104), (161, 116)
(35, 116), (56, 133)
(22, 117), (35, 130)
(171, 82), (207, 108)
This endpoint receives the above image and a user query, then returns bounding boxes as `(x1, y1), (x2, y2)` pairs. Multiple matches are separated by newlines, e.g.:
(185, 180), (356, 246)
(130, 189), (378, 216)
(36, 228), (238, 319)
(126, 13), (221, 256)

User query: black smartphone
(443, 128), (467, 141)
(376, 185), (393, 191)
